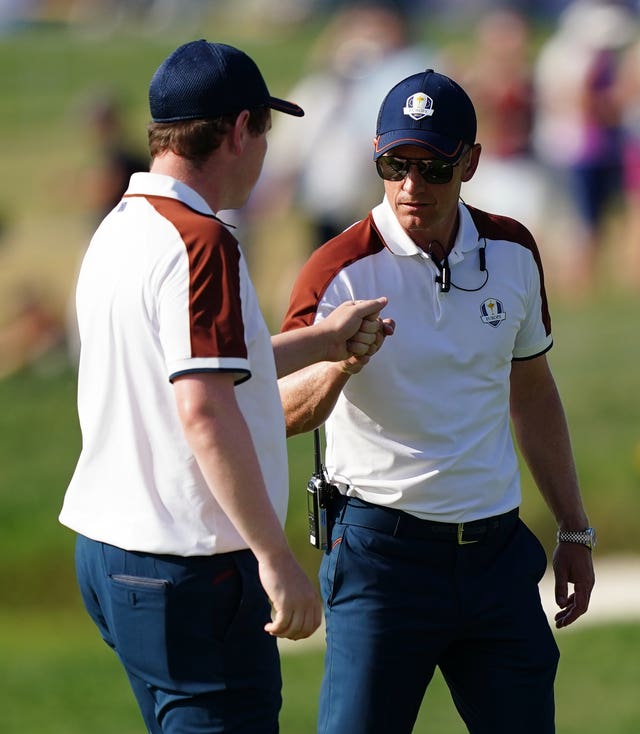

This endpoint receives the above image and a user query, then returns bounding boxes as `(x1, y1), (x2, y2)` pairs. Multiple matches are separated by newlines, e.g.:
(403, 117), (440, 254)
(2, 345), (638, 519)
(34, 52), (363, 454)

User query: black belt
(335, 496), (519, 545)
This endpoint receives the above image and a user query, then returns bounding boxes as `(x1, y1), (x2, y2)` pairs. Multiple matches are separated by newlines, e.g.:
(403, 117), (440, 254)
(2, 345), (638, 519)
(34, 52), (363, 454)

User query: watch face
(587, 527), (597, 549)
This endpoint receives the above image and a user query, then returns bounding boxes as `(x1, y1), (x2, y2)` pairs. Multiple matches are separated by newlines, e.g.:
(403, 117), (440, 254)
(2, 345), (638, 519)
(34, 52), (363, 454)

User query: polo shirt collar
(125, 172), (216, 218)
(372, 196), (480, 264)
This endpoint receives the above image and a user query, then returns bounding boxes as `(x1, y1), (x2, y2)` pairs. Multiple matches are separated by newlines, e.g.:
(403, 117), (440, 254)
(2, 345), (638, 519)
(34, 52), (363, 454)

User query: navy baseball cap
(149, 40), (304, 122)
(374, 69), (476, 160)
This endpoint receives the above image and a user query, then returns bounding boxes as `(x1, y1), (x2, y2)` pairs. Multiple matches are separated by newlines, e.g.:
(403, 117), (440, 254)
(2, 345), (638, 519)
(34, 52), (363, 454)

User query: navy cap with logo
(374, 69), (476, 161)
(149, 39), (304, 122)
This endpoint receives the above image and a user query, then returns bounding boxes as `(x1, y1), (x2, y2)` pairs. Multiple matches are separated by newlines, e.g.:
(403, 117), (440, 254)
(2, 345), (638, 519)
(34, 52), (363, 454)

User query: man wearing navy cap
(60, 40), (390, 733)
(280, 69), (595, 733)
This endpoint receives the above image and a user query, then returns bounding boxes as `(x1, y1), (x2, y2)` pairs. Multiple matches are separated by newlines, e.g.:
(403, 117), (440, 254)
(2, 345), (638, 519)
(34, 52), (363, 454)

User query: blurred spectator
(250, 1), (436, 253)
(0, 0), (40, 34)
(456, 8), (546, 236)
(615, 32), (640, 286)
(0, 285), (66, 379)
(533, 0), (637, 292)
(68, 0), (191, 36)
(83, 91), (148, 223)
(65, 90), (147, 362)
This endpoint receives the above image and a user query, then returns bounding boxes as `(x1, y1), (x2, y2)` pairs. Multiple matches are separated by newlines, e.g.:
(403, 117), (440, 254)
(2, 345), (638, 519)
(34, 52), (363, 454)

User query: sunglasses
(376, 154), (464, 185)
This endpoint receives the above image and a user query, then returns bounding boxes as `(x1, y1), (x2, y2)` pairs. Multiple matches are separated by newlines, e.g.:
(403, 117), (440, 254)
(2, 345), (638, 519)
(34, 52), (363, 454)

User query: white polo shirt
(60, 172), (288, 555)
(282, 198), (552, 523)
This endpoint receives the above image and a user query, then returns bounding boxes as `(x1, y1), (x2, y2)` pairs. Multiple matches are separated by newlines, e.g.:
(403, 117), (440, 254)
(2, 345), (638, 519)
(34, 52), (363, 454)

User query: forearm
(174, 373), (322, 640)
(271, 328), (329, 379)
(279, 361), (350, 436)
(511, 358), (594, 628)
(511, 367), (589, 529)
(516, 410), (588, 528)
(272, 297), (389, 378)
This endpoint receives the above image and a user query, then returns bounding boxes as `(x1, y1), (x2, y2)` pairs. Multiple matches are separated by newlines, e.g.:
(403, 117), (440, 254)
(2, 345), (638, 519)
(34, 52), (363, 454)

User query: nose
(401, 164), (425, 192)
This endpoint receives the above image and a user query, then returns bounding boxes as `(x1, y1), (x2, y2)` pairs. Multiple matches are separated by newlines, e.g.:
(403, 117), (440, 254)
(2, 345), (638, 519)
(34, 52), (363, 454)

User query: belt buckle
(457, 522), (479, 545)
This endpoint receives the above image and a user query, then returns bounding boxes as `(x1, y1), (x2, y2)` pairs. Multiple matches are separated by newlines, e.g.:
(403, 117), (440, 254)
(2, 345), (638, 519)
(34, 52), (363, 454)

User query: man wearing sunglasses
(279, 69), (595, 733)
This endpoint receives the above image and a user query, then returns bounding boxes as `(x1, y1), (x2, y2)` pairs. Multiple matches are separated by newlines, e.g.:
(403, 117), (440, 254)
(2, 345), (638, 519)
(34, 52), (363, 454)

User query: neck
(426, 239), (450, 263)
(150, 152), (233, 212)
(414, 225), (457, 257)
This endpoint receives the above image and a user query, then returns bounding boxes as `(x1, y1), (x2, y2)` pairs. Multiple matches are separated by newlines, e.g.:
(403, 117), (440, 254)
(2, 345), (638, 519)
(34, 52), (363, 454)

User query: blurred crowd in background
(0, 0), (628, 33)
(1, 0), (640, 377)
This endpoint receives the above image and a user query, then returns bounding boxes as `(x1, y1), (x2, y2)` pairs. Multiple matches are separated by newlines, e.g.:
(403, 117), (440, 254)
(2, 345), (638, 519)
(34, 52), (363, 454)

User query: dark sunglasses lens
(419, 161), (454, 184)
(377, 156), (455, 184)
(376, 157), (408, 181)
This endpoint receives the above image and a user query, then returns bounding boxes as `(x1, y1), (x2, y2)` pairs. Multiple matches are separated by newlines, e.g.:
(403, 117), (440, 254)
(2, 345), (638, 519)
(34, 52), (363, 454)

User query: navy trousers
(318, 498), (559, 734)
(75, 536), (281, 733)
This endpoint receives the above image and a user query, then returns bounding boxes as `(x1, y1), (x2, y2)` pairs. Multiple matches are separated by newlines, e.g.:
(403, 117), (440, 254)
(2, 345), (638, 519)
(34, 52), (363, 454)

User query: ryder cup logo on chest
(403, 92), (434, 120)
(480, 298), (506, 327)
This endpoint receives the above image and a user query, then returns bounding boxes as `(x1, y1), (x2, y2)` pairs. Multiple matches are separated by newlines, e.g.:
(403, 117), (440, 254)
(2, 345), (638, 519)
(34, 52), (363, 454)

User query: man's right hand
(321, 297), (390, 362)
(341, 315), (395, 375)
(259, 550), (322, 640)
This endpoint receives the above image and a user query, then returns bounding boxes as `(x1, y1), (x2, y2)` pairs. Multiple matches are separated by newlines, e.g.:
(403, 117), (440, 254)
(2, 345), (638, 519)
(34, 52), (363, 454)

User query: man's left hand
(552, 542), (595, 628)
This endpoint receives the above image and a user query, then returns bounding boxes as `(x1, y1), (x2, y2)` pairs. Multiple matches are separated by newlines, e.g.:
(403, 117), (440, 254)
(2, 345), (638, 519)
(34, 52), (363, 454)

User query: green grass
(0, 363), (80, 607)
(1, 608), (638, 734)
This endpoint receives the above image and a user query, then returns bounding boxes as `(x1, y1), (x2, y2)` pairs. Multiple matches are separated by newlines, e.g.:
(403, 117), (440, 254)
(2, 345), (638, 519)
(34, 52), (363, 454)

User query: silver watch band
(556, 528), (596, 549)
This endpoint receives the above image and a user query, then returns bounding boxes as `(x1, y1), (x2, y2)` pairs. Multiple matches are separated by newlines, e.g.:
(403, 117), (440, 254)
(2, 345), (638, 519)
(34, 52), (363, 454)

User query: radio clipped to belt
(307, 428), (338, 550)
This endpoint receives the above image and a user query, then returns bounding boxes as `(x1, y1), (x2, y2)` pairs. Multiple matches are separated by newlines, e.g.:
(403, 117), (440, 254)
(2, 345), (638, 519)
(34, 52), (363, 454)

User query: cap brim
(374, 129), (465, 160)
(269, 97), (304, 117)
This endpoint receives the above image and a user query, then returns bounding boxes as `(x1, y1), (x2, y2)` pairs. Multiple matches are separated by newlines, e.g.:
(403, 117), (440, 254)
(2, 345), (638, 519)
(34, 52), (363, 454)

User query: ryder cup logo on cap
(404, 93), (434, 120)
(149, 39), (304, 122)
(374, 69), (476, 160)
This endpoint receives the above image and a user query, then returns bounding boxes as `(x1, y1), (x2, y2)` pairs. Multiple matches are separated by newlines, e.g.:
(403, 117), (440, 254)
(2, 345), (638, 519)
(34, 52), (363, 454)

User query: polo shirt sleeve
(281, 217), (377, 331)
(152, 205), (250, 383)
(512, 251), (553, 361)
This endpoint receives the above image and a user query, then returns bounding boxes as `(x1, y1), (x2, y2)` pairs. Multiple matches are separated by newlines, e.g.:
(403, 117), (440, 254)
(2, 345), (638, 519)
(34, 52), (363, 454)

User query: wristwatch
(556, 527), (597, 550)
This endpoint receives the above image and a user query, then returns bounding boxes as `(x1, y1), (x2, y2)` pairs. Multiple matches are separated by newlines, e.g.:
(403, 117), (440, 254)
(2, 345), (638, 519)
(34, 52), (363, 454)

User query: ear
(460, 143), (482, 183)
(229, 110), (251, 155)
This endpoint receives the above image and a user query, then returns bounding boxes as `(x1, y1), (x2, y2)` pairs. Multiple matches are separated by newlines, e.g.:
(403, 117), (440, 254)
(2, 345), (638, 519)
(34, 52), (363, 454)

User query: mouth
(398, 201), (431, 210)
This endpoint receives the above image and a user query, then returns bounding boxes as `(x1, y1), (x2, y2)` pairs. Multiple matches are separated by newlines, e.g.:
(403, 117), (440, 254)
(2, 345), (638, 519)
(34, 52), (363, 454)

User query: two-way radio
(306, 428), (338, 550)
